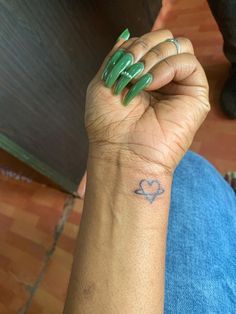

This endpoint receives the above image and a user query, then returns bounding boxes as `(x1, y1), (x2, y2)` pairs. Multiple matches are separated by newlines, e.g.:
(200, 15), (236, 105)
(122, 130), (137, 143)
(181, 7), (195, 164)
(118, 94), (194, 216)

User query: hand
(85, 29), (210, 175)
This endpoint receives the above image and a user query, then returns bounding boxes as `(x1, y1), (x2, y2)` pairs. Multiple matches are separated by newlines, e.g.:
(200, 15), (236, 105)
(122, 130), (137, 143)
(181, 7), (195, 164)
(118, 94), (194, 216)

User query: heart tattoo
(134, 179), (165, 204)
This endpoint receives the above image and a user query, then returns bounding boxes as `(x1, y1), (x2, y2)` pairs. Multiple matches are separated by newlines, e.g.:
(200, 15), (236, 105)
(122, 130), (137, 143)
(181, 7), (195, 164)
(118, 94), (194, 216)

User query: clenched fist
(85, 29), (210, 175)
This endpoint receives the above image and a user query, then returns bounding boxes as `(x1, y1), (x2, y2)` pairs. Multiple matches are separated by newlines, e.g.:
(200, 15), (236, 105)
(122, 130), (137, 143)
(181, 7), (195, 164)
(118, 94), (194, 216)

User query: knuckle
(158, 28), (173, 39)
(134, 37), (151, 50)
(179, 37), (194, 53)
(150, 47), (165, 60)
(164, 29), (173, 38)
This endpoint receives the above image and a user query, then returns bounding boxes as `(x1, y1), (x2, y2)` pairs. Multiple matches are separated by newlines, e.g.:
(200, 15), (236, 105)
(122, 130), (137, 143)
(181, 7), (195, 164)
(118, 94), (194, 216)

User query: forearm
(64, 153), (173, 314)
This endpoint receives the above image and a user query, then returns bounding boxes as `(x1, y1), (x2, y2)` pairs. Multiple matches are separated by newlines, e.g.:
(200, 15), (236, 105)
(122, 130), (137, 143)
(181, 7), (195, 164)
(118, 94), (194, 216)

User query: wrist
(88, 143), (174, 177)
(86, 146), (173, 219)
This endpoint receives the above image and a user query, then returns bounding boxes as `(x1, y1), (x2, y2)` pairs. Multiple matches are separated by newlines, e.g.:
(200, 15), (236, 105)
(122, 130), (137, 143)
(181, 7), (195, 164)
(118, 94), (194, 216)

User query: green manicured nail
(116, 28), (130, 42)
(123, 73), (153, 106)
(102, 49), (125, 81)
(232, 172), (236, 179)
(102, 29), (130, 81)
(105, 53), (134, 88)
(114, 62), (145, 95)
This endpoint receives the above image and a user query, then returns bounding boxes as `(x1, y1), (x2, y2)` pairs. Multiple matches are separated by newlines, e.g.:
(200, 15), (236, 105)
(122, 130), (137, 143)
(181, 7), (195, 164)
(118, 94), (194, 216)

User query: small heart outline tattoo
(134, 179), (165, 204)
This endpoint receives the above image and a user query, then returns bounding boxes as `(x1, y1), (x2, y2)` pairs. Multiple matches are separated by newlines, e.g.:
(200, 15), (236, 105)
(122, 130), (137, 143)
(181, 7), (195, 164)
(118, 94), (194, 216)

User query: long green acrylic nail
(114, 62), (145, 95)
(105, 53), (134, 88)
(123, 73), (153, 106)
(102, 49), (125, 81)
(116, 28), (130, 42)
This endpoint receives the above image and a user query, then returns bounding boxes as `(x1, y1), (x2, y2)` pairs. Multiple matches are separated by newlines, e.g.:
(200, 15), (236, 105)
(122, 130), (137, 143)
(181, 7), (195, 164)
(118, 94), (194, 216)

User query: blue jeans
(165, 151), (236, 313)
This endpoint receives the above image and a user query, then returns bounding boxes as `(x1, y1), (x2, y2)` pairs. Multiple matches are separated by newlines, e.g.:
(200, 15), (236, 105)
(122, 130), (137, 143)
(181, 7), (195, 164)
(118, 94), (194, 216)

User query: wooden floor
(0, 0), (235, 313)
(0, 173), (83, 313)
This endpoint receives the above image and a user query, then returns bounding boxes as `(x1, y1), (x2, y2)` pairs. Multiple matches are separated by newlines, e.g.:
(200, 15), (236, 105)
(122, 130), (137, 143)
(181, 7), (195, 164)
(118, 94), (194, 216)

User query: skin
(64, 29), (210, 313)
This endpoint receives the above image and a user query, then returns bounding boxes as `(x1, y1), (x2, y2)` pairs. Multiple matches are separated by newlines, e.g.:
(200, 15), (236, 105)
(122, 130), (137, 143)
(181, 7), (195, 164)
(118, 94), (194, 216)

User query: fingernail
(232, 172), (236, 179)
(102, 49), (125, 81)
(114, 62), (145, 95)
(123, 73), (153, 105)
(105, 53), (134, 88)
(116, 28), (130, 42)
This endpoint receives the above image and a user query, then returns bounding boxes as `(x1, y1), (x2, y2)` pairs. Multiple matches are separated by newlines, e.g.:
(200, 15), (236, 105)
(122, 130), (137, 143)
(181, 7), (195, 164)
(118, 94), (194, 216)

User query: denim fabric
(165, 151), (236, 313)
(207, 0), (236, 64)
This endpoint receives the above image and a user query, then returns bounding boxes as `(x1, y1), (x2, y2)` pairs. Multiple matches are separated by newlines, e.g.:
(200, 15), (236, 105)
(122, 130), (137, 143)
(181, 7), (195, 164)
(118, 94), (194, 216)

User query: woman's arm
(64, 155), (172, 313)
(64, 28), (209, 313)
